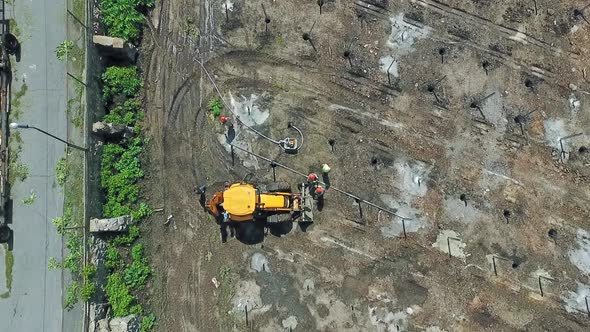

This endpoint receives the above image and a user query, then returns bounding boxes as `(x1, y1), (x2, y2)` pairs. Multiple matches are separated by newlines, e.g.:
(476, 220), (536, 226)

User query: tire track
(355, 0), (556, 81)
(410, 0), (580, 60)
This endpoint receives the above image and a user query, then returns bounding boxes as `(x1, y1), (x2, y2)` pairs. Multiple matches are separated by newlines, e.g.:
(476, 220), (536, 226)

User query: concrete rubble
(90, 215), (131, 233)
(92, 121), (135, 140)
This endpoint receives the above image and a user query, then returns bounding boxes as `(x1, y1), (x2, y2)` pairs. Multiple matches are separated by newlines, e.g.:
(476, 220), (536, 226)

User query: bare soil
(139, 0), (590, 331)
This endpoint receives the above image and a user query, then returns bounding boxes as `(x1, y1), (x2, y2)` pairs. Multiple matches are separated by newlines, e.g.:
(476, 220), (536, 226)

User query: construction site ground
(139, 0), (590, 331)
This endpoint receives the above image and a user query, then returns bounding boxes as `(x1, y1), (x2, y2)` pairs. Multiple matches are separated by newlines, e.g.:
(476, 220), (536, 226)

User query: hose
(194, 57), (281, 145)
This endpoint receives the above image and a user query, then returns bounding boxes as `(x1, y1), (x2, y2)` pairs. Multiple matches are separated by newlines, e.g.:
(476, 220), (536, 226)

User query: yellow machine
(207, 182), (313, 223)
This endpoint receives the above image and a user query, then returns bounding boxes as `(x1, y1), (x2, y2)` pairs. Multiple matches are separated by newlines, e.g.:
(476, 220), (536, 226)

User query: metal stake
(402, 219), (407, 239)
(447, 237), (461, 258)
(537, 275), (556, 297)
(491, 255), (510, 276)
(245, 304), (249, 326)
(271, 162), (277, 182)
(225, 3), (229, 23)
(387, 58), (396, 86)
(585, 296), (589, 317)
(231, 145), (235, 166)
(356, 199), (363, 221)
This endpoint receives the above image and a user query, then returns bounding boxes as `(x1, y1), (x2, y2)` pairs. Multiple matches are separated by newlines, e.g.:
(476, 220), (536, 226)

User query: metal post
(387, 58), (396, 86)
(491, 255), (510, 276)
(271, 162), (277, 182)
(245, 304), (249, 326)
(356, 199), (363, 221)
(231, 145), (235, 166)
(225, 3), (229, 23)
(67, 9), (87, 29)
(447, 237), (452, 258)
(447, 237), (461, 258)
(585, 296), (589, 317)
(402, 219), (407, 239)
(537, 276), (556, 297)
(67, 72), (87, 87)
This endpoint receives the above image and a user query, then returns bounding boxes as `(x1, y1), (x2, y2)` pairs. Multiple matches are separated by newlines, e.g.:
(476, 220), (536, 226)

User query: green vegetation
(101, 0), (155, 42)
(9, 162), (29, 184)
(22, 190), (36, 205)
(55, 40), (74, 61)
(81, 265), (97, 301)
(141, 313), (156, 332)
(8, 19), (20, 38)
(95, 7), (155, 329)
(0, 244), (14, 298)
(10, 83), (28, 119)
(103, 98), (143, 127)
(106, 272), (142, 317)
(64, 282), (80, 310)
(123, 244), (151, 289)
(56, 157), (69, 186)
(209, 97), (223, 117)
(102, 66), (142, 102)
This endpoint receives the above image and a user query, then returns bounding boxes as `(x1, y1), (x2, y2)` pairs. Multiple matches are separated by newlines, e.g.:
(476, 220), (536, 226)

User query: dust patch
(368, 305), (421, 331)
(379, 160), (432, 238)
(231, 279), (272, 318)
(217, 93), (271, 168)
(568, 228), (590, 275)
(432, 230), (468, 261)
(563, 282), (590, 313)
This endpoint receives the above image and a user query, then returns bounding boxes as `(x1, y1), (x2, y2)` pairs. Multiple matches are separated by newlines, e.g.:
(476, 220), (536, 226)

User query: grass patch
(8, 19), (20, 38)
(9, 162), (29, 184)
(10, 83), (28, 119)
(56, 40), (74, 61)
(208, 97), (223, 117)
(0, 244), (14, 298)
(56, 157), (69, 186)
(22, 190), (36, 205)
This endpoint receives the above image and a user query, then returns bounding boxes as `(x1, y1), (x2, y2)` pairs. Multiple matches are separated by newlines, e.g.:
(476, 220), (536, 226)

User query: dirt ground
(139, 0), (590, 331)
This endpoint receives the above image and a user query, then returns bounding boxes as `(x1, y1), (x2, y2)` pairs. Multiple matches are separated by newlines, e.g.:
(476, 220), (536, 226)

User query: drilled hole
(511, 262), (519, 269)
(343, 50), (351, 58)
(524, 79), (533, 88)
(548, 229), (558, 239)
(371, 158), (378, 165)
(579, 146), (588, 154)
(459, 194), (467, 201)
(427, 85), (435, 92)
(328, 139), (335, 146)
(470, 102), (478, 108)
(574, 9), (583, 17)
(482, 60), (490, 69)
(438, 47), (447, 55)
(265, 17), (271, 24)
(503, 209), (511, 218)
(302, 33), (310, 41)
(514, 115), (524, 124)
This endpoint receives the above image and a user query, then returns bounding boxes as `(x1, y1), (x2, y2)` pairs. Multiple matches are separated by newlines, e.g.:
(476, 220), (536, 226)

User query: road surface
(0, 0), (74, 331)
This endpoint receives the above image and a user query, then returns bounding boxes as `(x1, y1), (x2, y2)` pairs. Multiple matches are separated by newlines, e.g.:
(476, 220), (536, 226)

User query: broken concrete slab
(92, 122), (135, 140)
(109, 315), (140, 332)
(90, 216), (131, 233)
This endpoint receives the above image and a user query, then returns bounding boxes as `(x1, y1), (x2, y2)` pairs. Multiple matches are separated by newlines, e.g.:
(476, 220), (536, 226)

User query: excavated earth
(139, 0), (590, 331)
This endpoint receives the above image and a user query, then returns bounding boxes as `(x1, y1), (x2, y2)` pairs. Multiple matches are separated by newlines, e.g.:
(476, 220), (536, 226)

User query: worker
(314, 186), (325, 197)
(220, 116), (229, 123)
(321, 164), (331, 189)
(307, 173), (318, 182)
(321, 164), (331, 174)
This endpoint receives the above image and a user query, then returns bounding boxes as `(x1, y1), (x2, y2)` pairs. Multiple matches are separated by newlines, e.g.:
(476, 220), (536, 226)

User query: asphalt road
(0, 0), (70, 331)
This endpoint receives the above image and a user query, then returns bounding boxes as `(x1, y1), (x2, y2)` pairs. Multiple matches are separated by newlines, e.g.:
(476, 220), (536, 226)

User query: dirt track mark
(410, 0), (579, 60)
(355, 0), (558, 83)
